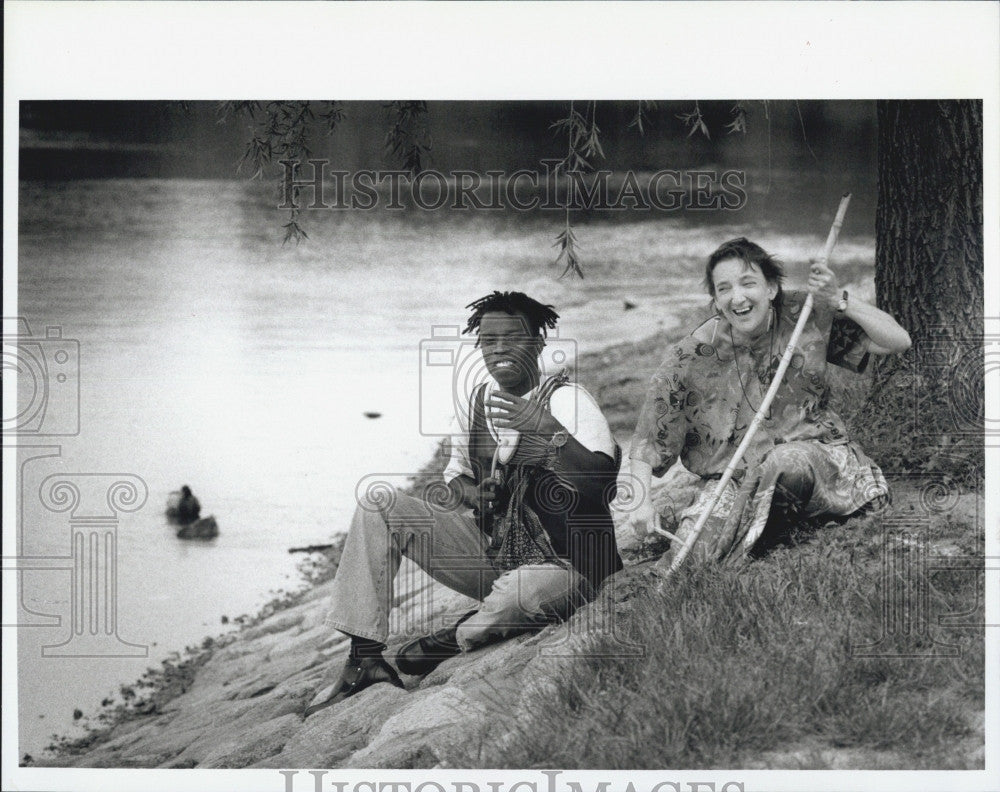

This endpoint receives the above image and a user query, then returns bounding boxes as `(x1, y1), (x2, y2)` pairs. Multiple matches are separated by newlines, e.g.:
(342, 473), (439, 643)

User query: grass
(429, 267), (984, 770)
(452, 505), (983, 769)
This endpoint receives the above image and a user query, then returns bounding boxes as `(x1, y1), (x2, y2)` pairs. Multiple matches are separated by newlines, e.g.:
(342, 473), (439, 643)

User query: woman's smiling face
(711, 257), (779, 339)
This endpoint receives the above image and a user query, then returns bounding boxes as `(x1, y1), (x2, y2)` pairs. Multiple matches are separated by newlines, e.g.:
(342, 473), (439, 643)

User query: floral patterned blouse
(630, 290), (872, 480)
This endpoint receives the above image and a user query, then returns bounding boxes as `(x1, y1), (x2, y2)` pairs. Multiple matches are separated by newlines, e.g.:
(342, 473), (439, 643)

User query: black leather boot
(395, 610), (477, 676)
(303, 654), (403, 717)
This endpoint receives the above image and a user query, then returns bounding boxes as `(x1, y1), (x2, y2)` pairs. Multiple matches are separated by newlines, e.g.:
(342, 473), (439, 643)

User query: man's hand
(448, 474), (501, 513)
(485, 391), (560, 435)
(477, 476), (501, 514)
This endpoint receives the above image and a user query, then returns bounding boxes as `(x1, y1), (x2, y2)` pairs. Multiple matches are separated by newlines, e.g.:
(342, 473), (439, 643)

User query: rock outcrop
(50, 550), (642, 769)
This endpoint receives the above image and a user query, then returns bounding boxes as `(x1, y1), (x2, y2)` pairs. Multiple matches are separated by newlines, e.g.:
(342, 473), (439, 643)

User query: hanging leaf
(628, 100), (656, 135)
(282, 218), (308, 245)
(553, 226), (583, 279)
(678, 101), (710, 140)
(725, 102), (748, 135)
(384, 101), (431, 176)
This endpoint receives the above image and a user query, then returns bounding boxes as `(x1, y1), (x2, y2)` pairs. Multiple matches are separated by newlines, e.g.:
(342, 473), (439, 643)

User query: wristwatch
(836, 290), (849, 314)
(545, 429), (568, 468)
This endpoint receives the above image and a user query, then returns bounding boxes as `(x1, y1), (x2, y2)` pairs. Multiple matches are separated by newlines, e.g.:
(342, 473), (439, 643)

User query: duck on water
(165, 485), (219, 539)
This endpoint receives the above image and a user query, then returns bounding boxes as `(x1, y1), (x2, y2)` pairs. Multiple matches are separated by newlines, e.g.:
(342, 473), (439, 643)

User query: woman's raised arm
(809, 262), (912, 354)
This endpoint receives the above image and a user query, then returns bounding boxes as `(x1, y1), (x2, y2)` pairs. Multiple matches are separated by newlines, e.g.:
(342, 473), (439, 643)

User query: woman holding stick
(626, 237), (911, 567)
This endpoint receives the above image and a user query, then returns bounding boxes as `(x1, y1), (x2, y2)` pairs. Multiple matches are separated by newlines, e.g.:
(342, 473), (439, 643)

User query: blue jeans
(325, 486), (590, 651)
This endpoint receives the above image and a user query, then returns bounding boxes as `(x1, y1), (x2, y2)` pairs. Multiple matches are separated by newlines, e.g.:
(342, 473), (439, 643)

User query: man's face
(478, 310), (543, 393)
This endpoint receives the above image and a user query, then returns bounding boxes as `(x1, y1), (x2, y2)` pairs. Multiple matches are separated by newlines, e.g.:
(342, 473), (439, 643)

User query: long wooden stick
(653, 194), (852, 574)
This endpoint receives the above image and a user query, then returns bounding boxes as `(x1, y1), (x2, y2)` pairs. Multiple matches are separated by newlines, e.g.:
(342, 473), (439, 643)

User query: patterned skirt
(658, 440), (889, 566)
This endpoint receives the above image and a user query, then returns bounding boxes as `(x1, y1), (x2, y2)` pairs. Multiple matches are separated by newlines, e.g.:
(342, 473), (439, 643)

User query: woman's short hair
(704, 238), (785, 303)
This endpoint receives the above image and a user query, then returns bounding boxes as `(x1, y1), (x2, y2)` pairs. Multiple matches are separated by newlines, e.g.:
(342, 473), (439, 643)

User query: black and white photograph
(3, 3), (997, 792)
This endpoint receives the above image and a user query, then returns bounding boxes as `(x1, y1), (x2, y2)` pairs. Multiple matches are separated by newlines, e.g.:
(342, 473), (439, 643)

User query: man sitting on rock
(306, 291), (623, 717)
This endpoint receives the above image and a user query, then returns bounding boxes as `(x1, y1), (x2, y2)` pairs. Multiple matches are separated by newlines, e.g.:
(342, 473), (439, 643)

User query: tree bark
(861, 100), (984, 480)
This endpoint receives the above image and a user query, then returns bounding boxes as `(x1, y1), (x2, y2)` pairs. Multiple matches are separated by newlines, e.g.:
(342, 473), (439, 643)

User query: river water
(13, 175), (875, 757)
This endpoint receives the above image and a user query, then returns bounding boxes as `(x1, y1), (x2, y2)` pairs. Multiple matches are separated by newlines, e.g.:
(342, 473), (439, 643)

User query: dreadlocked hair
(463, 291), (560, 346)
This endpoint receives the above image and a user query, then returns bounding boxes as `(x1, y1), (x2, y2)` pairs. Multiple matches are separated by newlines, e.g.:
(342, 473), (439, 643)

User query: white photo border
(4, 2), (998, 791)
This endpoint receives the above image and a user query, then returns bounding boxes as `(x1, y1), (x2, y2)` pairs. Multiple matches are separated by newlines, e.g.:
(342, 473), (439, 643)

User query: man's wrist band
(505, 425), (569, 470)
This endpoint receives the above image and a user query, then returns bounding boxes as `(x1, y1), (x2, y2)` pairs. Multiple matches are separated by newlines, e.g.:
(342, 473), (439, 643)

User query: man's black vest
(467, 384), (623, 591)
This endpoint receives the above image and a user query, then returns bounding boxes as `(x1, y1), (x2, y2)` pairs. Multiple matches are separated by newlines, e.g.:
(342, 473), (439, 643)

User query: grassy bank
(455, 499), (983, 769)
(443, 269), (984, 769)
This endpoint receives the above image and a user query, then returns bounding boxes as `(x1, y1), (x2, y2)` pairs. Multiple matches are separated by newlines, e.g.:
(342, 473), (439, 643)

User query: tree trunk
(860, 100), (983, 481)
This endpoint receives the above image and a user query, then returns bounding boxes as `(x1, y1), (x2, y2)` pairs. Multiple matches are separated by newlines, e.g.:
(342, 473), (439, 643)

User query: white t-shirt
(443, 375), (616, 484)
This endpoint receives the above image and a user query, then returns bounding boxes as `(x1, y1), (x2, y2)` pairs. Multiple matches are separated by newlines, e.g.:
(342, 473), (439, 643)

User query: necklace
(728, 307), (775, 417)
